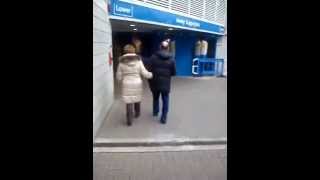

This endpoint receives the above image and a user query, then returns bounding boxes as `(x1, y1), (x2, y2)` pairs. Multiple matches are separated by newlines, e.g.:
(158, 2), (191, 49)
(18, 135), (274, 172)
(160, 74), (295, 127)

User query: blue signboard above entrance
(109, 0), (225, 35)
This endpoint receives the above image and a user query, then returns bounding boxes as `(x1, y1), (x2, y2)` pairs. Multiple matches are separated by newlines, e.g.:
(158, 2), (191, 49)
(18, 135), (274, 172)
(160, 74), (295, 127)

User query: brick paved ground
(93, 148), (227, 180)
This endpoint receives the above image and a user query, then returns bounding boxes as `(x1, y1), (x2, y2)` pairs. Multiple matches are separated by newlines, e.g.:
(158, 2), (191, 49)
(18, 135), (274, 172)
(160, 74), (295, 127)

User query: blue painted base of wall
(151, 31), (217, 76)
(109, 0), (224, 77)
(114, 29), (218, 77)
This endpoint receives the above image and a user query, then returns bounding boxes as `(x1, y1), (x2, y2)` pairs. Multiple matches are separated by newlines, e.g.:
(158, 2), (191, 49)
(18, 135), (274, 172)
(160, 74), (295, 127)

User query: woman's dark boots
(126, 102), (141, 126)
(134, 102), (140, 118)
(126, 104), (133, 126)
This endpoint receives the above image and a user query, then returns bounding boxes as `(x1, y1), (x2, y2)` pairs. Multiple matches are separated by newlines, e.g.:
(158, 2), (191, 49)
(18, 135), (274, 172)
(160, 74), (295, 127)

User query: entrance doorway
(110, 19), (175, 98)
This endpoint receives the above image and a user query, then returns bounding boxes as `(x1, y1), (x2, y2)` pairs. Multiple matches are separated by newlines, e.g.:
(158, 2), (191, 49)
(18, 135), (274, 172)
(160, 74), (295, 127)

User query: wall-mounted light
(168, 28), (174, 31)
(133, 28), (137, 31)
(130, 24), (136, 27)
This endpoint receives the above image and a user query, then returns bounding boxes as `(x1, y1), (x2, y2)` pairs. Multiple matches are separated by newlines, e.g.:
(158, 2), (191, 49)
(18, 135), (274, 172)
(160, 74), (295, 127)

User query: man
(149, 39), (176, 124)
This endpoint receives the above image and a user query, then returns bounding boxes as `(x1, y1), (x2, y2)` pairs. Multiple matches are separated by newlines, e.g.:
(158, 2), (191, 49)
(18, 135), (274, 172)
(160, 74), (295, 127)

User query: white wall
(215, 3), (227, 76)
(215, 34), (227, 76)
(223, 35), (227, 76)
(93, 0), (114, 139)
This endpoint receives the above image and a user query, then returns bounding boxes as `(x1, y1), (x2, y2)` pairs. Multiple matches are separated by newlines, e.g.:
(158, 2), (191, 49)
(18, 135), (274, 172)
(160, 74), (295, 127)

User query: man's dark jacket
(147, 50), (176, 92)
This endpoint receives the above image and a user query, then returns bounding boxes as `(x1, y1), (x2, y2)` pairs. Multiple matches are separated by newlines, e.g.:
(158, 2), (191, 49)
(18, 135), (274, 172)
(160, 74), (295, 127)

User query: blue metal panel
(175, 34), (196, 76)
(200, 58), (215, 76)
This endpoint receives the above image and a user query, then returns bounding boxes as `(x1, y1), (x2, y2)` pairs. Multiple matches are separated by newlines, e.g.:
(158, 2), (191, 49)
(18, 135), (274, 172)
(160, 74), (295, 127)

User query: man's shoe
(127, 119), (132, 126)
(160, 115), (167, 124)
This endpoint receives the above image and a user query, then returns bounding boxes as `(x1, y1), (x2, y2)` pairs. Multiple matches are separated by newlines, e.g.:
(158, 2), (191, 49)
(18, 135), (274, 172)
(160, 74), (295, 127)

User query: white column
(215, 34), (227, 76)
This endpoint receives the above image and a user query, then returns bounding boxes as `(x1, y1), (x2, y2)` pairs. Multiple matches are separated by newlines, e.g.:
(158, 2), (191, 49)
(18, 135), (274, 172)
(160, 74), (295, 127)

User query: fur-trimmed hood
(119, 53), (141, 66)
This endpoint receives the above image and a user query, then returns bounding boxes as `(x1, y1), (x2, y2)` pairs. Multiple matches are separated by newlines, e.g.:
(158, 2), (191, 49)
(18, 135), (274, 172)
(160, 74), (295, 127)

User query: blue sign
(113, 1), (133, 17)
(109, 0), (225, 35)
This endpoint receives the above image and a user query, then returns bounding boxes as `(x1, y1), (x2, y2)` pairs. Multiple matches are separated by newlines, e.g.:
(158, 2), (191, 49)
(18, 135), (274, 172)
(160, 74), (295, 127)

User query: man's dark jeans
(152, 90), (169, 118)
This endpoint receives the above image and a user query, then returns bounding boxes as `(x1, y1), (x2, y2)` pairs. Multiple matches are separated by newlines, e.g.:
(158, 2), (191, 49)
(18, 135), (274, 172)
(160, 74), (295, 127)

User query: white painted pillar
(93, 0), (114, 139)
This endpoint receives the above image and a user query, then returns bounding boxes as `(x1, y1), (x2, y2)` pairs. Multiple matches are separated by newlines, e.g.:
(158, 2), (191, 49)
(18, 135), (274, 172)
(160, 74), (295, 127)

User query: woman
(116, 44), (153, 126)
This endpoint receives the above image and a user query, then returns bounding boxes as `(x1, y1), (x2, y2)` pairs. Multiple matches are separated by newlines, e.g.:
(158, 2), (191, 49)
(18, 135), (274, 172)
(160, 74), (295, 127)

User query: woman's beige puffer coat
(116, 53), (152, 103)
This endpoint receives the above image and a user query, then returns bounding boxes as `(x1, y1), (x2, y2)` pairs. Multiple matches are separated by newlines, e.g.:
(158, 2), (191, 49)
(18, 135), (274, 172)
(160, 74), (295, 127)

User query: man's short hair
(160, 39), (170, 50)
